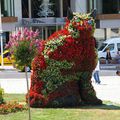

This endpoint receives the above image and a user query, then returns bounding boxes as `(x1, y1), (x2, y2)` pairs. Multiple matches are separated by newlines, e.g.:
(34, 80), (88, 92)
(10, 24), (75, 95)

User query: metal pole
(0, 0), (4, 67)
(42, 27), (44, 40)
(60, 0), (63, 29)
(60, 0), (63, 17)
(25, 66), (31, 120)
(28, 0), (32, 18)
(45, 27), (48, 39)
(0, 33), (4, 67)
(28, 1), (31, 120)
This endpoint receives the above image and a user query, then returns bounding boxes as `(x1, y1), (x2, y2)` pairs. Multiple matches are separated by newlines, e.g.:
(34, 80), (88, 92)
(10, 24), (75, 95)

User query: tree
(6, 28), (40, 120)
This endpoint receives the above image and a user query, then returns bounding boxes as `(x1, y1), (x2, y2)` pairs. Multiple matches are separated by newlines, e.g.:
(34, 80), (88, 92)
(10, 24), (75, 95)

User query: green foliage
(43, 35), (67, 58)
(37, 58), (92, 96)
(68, 23), (80, 38)
(0, 87), (5, 105)
(38, 59), (78, 95)
(14, 41), (35, 66)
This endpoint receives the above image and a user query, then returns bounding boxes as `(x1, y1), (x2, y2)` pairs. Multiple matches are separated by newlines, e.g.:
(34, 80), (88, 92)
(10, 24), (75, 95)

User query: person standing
(116, 50), (120, 64)
(106, 48), (112, 64)
(116, 70), (120, 76)
(93, 60), (101, 84)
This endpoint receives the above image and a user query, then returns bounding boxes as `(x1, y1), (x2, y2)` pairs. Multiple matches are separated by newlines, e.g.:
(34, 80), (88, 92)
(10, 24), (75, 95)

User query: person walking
(93, 60), (101, 84)
(106, 48), (112, 64)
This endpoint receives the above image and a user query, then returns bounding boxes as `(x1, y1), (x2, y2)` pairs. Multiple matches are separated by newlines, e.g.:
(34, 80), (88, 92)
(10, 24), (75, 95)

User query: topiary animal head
(66, 8), (97, 38)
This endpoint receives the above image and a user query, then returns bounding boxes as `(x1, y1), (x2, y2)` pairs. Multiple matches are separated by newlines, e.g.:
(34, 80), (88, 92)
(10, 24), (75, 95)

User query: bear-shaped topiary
(28, 9), (102, 108)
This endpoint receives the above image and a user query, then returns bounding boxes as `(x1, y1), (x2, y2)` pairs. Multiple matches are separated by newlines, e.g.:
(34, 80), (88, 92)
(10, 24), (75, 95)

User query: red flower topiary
(28, 9), (102, 107)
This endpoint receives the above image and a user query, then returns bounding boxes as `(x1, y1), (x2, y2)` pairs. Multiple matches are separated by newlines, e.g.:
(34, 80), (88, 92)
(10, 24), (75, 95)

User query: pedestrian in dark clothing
(106, 48), (112, 64)
(116, 50), (120, 64)
(116, 70), (120, 76)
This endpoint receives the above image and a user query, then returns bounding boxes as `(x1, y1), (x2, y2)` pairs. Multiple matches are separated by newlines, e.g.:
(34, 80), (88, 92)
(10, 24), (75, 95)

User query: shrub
(0, 87), (5, 105)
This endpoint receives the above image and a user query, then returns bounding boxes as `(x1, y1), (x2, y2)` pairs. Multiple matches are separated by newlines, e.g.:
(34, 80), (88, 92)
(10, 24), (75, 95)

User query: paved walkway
(0, 65), (16, 70)
(0, 78), (30, 94)
(100, 64), (120, 70)
(92, 76), (120, 104)
(0, 75), (120, 104)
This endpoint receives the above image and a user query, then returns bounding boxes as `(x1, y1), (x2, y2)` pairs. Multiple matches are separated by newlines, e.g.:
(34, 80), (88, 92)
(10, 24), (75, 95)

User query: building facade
(87, 0), (120, 40)
(1, 0), (120, 55)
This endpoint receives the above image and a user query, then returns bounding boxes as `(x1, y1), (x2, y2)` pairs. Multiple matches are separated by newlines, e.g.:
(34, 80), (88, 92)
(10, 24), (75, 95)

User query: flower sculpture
(29, 9), (102, 107)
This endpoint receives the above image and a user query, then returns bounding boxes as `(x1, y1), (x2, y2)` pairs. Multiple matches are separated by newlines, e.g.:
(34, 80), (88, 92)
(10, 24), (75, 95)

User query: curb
(0, 66), (17, 71)
(100, 64), (120, 70)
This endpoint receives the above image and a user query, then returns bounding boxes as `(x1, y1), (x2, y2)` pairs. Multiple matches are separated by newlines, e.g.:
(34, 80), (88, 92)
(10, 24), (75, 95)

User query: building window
(87, 0), (120, 14)
(1, 0), (15, 17)
(102, 0), (120, 14)
(63, 0), (70, 17)
(21, 0), (71, 18)
(31, 0), (56, 18)
(22, 0), (29, 18)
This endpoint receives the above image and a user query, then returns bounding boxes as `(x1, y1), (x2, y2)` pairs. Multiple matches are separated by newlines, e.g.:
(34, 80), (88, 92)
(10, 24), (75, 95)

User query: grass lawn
(0, 94), (120, 120)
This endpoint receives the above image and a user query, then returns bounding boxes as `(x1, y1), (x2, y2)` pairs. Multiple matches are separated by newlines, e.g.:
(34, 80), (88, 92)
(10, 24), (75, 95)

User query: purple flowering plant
(6, 28), (40, 67)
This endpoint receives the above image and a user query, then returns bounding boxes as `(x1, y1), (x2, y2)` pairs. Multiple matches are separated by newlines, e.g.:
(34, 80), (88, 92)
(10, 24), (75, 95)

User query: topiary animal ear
(67, 7), (73, 20)
(90, 9), (97, 19)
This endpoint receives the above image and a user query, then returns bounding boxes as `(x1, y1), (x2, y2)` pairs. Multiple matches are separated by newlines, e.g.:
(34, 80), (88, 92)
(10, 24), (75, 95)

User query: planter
(2, 17), (18, 23)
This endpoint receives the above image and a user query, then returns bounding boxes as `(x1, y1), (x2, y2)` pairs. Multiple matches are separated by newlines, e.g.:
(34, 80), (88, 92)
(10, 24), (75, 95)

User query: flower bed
(0, 101), (28, 114)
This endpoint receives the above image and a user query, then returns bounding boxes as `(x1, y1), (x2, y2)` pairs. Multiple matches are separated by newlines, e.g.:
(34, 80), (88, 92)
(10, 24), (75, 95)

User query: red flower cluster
(28, 91), (47, 107)
(0, 102), (27, 114)
(49, 30), (96, 71)
(29, 54), (48, 107)
(32, 54), (46, 71)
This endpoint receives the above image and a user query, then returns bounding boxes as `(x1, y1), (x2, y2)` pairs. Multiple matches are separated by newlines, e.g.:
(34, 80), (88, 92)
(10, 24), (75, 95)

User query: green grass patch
(3, 94), (26, 103)
(0, 94), (120, 120)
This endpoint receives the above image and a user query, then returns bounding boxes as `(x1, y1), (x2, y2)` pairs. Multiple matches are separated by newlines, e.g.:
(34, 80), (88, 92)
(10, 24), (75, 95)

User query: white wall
(2, 23), (17, 32)
(71, 0), (87, 13)
(100, 20), (120, 28)
(14, 0), (22, 22)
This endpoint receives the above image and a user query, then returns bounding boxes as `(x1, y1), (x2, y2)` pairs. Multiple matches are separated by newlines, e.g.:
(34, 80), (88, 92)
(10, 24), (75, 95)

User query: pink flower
(26, 36), (30, 41)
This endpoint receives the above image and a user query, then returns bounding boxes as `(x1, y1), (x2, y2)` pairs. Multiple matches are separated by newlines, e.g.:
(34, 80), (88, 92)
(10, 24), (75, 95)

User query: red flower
(32, 54), (46, 71)
(33, 81), (44, 93)
(65, 37), (75, 43)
